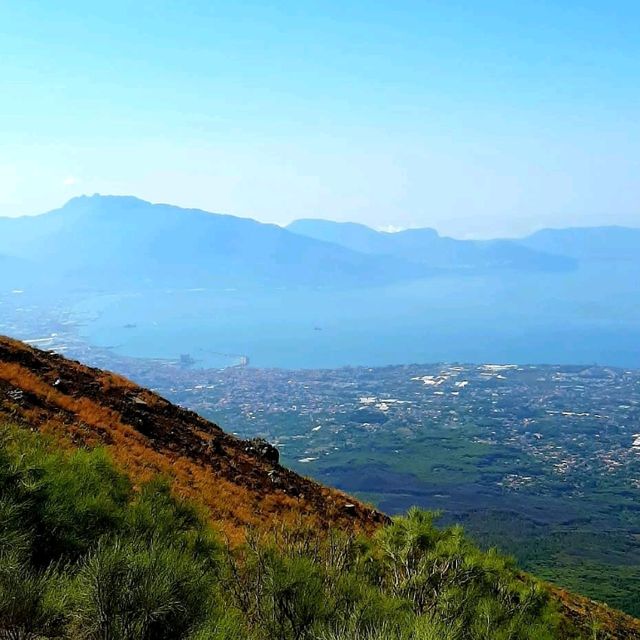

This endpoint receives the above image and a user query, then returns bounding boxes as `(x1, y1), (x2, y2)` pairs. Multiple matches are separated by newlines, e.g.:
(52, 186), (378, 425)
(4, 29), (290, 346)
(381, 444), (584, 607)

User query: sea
(72, 262), (640, 369)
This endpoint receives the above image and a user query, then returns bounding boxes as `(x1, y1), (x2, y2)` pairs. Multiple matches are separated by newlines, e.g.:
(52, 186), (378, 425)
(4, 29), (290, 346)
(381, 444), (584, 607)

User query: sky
(1, 1), (639, 238)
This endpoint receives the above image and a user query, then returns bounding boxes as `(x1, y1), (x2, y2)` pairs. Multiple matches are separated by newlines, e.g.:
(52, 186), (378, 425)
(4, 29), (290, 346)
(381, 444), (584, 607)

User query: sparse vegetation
(0, 344), (384, 546)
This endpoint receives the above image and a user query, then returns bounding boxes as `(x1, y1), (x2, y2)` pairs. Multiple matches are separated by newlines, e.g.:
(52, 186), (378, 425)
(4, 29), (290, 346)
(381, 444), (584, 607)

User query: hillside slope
(0, 335), (639, 638)
(0, 335), (385, 542)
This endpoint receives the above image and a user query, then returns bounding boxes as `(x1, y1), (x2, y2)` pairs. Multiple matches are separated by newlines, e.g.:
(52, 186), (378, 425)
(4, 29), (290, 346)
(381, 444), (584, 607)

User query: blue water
(74, 264), (640, 369)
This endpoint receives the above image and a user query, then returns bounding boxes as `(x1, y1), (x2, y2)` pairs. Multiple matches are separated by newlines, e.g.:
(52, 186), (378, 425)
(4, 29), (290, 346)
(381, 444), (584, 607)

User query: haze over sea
(75, 261), (640, 370)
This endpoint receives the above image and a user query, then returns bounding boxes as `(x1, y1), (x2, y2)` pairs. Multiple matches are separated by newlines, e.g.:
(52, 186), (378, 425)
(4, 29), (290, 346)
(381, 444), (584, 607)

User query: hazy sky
(1, 1), (639, 238)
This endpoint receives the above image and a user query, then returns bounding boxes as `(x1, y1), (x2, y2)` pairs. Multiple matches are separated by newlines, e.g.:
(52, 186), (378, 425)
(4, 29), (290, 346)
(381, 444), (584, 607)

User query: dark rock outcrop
(243, 437), (280, 465)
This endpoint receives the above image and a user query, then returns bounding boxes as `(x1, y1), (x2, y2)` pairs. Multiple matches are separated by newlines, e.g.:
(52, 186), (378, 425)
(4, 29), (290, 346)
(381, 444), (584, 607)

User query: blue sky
(1, 0), (639, 237)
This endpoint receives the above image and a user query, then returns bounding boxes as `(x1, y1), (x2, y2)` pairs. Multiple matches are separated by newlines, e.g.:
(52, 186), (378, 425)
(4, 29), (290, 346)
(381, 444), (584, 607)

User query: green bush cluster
(0, 425), (568, 639)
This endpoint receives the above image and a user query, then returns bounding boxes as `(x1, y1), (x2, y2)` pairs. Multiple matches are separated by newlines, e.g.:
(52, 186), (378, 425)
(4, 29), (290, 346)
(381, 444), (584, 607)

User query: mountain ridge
(0, 195), (428, 291)
(287, 217), (577, 271)
(13, 195), (638, 297)
(519, 225), (640, 262)
(5, 195), (637, 295)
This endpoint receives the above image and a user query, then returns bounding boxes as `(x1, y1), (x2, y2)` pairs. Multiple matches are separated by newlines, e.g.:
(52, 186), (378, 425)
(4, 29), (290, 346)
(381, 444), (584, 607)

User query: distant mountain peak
(62, 193), (152, 210)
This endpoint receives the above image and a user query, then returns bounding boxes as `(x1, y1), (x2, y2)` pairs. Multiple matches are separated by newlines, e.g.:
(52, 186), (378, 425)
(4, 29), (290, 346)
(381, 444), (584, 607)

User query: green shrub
(0, 424), (569, 639)
(68, 538), (219, 640)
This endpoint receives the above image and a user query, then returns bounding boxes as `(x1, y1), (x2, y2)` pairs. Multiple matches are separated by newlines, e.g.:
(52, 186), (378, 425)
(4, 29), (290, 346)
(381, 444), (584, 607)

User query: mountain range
(287, 218), (576, 271)
(3, 195), (636, 293)
(0, 195), (424, 291)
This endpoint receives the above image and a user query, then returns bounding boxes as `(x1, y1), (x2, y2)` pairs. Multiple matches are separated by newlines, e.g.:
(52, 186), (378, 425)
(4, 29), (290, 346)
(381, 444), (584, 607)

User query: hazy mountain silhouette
(0, 195), (428, 291)
(287, 219), (576, 271)
(5, 197), (638, 296)
(519, 226), (640, 263)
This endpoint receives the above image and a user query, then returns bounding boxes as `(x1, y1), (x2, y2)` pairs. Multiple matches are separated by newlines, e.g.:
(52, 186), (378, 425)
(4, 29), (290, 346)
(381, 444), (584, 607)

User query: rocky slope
(0, 335), (385, 543)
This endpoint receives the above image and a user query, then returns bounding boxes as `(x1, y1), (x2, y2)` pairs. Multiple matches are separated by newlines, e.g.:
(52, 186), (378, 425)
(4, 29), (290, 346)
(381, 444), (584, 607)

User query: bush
(0, 424), (567, 639)
(68, 538), (218, 640)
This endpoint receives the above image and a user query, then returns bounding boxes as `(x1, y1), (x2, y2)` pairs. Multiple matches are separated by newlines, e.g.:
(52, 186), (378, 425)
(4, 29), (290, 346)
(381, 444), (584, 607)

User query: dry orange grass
(0, 354), (373, 544)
